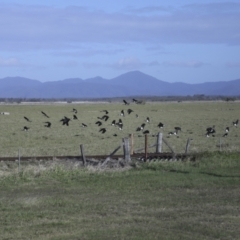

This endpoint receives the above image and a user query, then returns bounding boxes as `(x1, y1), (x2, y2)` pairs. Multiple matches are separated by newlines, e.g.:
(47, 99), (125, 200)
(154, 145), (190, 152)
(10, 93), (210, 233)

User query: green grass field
(0, 101), (240, 157)
(0, 152), (240, 239)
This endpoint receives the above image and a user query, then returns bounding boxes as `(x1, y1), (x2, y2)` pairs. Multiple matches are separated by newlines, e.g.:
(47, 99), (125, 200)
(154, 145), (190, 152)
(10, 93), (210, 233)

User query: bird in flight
(24, 116), (31, 122)
(60, 116), (71, 126)
(41, 111), (49, 118)
(99, 128), (107, 134)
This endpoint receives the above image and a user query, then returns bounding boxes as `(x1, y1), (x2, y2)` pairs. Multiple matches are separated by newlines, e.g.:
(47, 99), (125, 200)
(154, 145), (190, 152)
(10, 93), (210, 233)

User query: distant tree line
(0, 95), (239, 103)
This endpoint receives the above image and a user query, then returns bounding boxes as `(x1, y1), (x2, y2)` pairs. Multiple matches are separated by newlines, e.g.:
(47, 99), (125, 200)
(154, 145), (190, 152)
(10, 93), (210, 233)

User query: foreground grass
(0, 152), (240, 240)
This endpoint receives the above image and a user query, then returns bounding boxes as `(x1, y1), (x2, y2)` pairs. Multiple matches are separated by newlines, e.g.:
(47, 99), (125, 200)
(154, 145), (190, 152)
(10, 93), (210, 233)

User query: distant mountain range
(0, 71), (239, 98)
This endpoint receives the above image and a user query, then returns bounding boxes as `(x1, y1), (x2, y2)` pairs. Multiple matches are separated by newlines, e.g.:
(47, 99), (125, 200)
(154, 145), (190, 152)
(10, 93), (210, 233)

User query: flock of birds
(21, 99), (171, 138)
(205, 119), (238, 138)
(21, 99), (239, 140)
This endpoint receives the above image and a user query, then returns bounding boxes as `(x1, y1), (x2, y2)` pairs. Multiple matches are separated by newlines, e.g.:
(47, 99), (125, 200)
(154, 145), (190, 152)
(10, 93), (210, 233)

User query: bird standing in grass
(23, 126), (30, 131)
(44, 122), (51, 128)
(233, 120), (238, 127)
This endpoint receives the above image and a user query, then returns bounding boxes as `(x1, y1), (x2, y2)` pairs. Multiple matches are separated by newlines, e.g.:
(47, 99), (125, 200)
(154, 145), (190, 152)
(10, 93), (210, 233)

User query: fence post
(18, 148), (21, 173)
(122, 138), (131, 162)
(156, 132), (163, 153)
(145, 134), (148, 162)
(80, 144), (86, 166)
(185, 138), (192, 154)
(129, 133), (134, 155)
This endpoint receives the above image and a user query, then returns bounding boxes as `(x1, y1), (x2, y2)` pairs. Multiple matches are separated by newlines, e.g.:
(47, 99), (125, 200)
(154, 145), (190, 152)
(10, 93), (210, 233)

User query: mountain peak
(0, 71), (239, 98)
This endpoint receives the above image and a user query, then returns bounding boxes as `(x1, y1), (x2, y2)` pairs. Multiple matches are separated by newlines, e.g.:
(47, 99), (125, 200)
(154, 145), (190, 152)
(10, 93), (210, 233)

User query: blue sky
(0, 0), (240, 83)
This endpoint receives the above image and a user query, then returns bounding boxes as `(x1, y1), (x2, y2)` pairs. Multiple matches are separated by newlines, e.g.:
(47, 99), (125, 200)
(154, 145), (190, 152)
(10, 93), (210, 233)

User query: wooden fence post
(80, 144), (86, 166)
(156, 132), (163, 153)
(145, 134), (148, 162)
(129, 133), (134, 155)
(122, 138), (131, 162)
(219, 138), (222, 151)
(18, 148), (21, 173)
(185, 138), (191, 154)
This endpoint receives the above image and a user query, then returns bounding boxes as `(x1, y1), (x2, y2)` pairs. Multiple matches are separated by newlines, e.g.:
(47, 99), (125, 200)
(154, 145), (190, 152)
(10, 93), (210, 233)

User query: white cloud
(0, 57), (21, 67)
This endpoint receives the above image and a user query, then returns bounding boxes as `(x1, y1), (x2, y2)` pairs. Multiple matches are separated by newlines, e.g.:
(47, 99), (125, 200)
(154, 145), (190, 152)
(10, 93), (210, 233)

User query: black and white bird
(44, 121), (51, 128)
(206, 126), (215, 134)
(111, 120), (116, 126)
(222, 132), (228, 137)
(73, 114), (78, 120)
(233, 120), (239, 127)
(174, 127), (182, 132)
(117, 119), (123, 130)
(136, 123), (145, 131)
(72, 108), (77, 114)
(81, 123), (87, 128)
(206, 126), (215, 137)
(123, 99), (129, 105)
(120, 110), (125, 117)
(118, 124), (123, 130)
(41, 111), (49, 118)
(158, 122), (164, 128)
(146, 117), (150, 123)
(225, 127), (230, 132)
(23, 126), (30, 131)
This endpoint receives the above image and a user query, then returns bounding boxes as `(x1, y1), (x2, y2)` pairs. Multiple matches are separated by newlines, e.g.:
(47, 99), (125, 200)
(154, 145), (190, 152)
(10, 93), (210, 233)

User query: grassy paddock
(0, 152), (240, 239)
(0, 101), (240, 157)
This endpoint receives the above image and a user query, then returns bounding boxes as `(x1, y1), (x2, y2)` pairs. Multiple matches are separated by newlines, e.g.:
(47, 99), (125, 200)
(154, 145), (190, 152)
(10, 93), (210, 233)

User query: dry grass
(0, 152), (240, 239)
